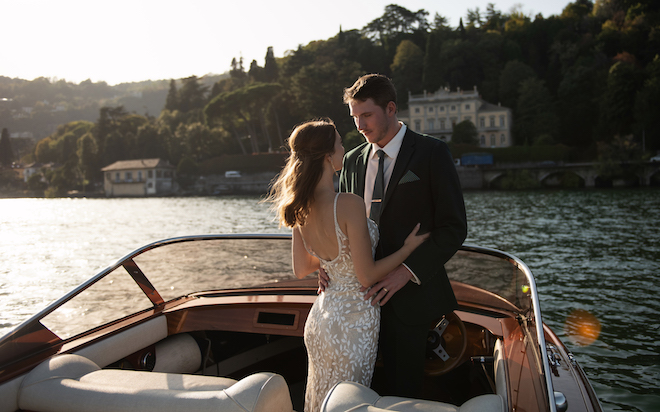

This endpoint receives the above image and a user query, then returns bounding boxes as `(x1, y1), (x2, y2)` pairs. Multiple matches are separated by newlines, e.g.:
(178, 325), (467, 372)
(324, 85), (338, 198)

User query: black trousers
(379, 303), (429, 398)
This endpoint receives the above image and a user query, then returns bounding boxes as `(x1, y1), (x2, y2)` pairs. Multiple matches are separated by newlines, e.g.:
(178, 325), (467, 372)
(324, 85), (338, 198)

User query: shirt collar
(370, 122), (407, 159)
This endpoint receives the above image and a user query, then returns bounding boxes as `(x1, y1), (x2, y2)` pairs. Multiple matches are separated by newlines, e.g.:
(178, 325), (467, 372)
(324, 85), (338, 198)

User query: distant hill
(0, 73), (230, 142)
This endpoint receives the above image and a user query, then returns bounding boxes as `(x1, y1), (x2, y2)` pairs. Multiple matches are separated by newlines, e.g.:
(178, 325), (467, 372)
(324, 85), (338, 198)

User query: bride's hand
(404, 223), (430, 250)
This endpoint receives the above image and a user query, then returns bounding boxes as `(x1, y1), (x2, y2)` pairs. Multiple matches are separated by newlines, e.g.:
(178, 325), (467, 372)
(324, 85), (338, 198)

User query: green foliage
(176, 156), (199, 189)
(343, 130), (366, 152)
(496, 169), (542, 190)
(7, 1), (660, 197)
(498, 60), (536, 109)
(599, 60), (644, 139)
(27, 173), (47, 191)
(391, 40), (424, 106)
(515, 78), (558, 145)
(0, 128), (13, 166)
(596, 134), (643, 179)
(634, 55), (660, 152)
(452, 120), (479, 145)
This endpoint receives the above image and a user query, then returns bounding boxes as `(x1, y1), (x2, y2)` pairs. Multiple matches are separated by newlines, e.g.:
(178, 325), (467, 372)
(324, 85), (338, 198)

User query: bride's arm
(340, 194), (427, 288)
(292, 226), (321, 279)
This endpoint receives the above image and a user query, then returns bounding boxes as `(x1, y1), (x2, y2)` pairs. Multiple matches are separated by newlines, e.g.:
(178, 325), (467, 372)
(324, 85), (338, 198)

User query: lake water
(1, 190), (658, 412)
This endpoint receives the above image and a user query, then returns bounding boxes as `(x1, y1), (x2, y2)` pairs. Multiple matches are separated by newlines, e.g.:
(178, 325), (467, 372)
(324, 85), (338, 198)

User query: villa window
(465, 104), (470, 110)
(501, 134), (506, 144)
(157, 170), (163, 178)
(489, 117), (495, 127)
(415, 120), (422, 130)
(440, 120), (445, 130)
(428, 106), (434, 113)
(137, 171), (143, 181)
(479, 117), (485, 128)
(414, 107), (420, 113)
(500, 115), (505, 127)
(115, 172), (120, 182)
(490, 134), (496, 146)
(148, 170), (153, 178)
(427, 119), (435, 130)
(451, 105), (456, 111)
(440, 106), (445, 112)
(125, 172), (133, 182)
(480, 135), (486, 145)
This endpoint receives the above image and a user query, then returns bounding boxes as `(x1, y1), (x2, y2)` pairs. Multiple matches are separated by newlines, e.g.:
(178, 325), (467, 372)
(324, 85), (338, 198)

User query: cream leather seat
(320, 381), (504, 412)
(18, 354), (293, 412)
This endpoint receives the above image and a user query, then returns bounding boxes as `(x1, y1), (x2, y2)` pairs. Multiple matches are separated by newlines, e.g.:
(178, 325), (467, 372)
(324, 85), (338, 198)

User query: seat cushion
(18, 354), (293, 412)
(321, 381), (503, 412)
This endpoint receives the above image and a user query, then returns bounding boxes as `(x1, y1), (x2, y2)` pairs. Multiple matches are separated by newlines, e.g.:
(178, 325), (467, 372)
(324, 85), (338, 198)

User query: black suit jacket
(339, 128), (467, 325)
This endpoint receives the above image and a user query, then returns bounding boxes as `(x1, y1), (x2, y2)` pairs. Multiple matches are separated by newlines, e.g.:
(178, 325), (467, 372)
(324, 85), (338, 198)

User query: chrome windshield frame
(460, 244), (557, 412)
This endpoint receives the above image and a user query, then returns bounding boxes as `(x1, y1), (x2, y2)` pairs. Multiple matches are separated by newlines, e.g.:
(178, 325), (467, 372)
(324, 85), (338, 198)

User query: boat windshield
(37, 237), (539, 342)
(39, 236), (296, 339)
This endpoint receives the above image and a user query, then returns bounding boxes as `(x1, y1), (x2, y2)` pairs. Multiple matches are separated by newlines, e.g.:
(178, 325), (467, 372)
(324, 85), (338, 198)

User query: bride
(268, 118), (428, 412)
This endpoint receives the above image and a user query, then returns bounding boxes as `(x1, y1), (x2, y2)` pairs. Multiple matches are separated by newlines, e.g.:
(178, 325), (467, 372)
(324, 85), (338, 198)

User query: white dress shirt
(363, 122), (407, 214)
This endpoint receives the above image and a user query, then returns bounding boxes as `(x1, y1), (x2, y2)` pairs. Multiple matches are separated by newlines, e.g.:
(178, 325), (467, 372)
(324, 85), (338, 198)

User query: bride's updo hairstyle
(268, 119), (338, 228)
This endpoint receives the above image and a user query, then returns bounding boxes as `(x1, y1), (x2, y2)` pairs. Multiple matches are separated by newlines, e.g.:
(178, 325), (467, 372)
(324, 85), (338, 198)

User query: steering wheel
(424, 311), (467, 376)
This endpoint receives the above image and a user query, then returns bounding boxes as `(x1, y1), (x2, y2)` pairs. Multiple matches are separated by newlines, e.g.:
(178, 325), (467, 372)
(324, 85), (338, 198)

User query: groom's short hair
(343, 74), (397, 112)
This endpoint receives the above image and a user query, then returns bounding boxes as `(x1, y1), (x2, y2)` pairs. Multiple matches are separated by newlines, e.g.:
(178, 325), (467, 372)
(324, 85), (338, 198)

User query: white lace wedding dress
(300, 193), (380, 412)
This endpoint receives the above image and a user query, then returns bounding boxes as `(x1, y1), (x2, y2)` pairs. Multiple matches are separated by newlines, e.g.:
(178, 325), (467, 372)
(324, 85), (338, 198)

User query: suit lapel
(382, 130), (416, 211)
(355, 143), (371, 198)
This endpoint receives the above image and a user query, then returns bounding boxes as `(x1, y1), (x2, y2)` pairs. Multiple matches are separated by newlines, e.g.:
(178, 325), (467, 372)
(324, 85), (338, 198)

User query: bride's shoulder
(337, 192), (364, 210)
(336, 193), (367, 223)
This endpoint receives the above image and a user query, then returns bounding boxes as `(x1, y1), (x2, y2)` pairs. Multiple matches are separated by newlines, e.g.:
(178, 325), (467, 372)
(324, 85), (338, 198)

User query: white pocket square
(398, 170), (420, 185)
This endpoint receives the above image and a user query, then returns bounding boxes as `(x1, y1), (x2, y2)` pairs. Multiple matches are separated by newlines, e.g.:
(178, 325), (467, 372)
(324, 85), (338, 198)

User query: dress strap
(333, 192), (348, 241)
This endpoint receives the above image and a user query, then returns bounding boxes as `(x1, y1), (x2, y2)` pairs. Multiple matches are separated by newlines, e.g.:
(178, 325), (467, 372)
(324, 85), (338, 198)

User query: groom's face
(349, 98), (395, 147)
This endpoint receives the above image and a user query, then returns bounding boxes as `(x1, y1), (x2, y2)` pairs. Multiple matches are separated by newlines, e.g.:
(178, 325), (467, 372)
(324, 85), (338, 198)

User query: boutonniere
(398, 170), (420, 185)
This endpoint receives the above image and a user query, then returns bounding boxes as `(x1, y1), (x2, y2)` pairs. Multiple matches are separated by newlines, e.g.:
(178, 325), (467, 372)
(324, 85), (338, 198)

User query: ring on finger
(383, 287), (389, 293)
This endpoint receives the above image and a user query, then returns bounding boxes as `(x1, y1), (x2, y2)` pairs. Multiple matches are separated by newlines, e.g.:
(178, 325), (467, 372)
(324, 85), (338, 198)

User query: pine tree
(165, 79), (179, 111)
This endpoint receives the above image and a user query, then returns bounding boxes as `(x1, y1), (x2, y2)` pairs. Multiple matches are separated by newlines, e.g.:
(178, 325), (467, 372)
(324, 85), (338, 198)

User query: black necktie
(370, 149), (385, 224)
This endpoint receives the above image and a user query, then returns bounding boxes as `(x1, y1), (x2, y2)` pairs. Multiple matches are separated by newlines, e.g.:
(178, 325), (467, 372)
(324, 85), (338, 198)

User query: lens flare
(564, 309), (601, 346)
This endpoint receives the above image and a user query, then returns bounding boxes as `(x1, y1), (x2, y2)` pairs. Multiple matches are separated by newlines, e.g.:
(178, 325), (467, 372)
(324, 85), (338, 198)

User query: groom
(339, 74), (467, 397)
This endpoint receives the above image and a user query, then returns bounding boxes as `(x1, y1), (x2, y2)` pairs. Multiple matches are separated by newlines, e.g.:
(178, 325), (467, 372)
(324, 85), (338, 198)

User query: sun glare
(564, 309), (602, 346)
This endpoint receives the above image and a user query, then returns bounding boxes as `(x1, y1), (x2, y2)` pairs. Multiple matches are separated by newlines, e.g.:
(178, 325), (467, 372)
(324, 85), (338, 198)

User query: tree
(391, 40), (424, 108)
(248, 60), (265, 83)
(362, 4), (430, 44)
(634, 55), (660, 152)
(176, 156), (199, 189)
(178, 76), (208, 113)
(77, 132), (99, 191)
(452, 120), (479, 145)
(599, 60), (643, 140)
(0, 128), (13, 167)
(498, 60), (536, 108)
(165, 79), (178, 111)
(264, 47), (279, 82)
(556, 61), (605, 147)
(466, 7), (484, 29)
(436, 39), (482, 92)
(514, 78), (559, 145)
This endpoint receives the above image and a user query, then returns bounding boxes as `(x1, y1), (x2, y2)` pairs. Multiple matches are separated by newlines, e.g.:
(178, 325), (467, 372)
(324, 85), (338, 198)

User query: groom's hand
(364, 264), (413, 306)
(317, 268), (330, 294)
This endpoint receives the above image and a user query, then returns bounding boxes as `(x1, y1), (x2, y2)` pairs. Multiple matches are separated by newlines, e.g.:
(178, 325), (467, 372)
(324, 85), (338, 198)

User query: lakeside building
(101, 158), (175, 197)
(404, 86), (513, 148)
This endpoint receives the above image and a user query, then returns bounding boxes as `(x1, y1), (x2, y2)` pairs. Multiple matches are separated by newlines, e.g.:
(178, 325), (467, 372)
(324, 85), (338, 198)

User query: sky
(3, 0), (572, 86)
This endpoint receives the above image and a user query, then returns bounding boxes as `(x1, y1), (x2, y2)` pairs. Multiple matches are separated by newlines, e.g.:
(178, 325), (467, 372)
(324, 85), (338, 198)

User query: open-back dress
(300, 193), (380, 412)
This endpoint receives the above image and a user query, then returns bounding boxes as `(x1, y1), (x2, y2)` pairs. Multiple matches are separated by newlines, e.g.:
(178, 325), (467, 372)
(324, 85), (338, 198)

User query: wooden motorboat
(0, 234), (602, 412)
